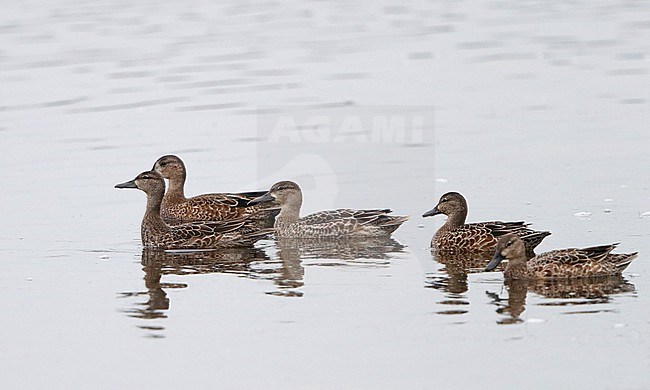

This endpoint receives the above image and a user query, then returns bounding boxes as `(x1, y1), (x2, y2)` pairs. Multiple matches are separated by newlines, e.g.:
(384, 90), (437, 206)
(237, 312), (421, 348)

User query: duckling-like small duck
(115, 171), (272, 249)
(486, 233), (638, 279)
(152, 155), (278, 226)
(422, 192), (550, 254)
(248, 181), (409, 238)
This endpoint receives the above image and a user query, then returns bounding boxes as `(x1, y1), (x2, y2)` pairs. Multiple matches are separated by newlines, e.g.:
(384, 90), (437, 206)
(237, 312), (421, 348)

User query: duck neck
(439, 209), (467, 232)
(165, 173), (187, 201)
(504, 257), (530, 280)
(275, 195), (302, 228)
(143, 188), (169, 232)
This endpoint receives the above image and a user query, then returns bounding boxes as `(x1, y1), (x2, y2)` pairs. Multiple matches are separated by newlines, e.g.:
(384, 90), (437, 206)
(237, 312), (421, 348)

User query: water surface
(1, 1), (649, 389)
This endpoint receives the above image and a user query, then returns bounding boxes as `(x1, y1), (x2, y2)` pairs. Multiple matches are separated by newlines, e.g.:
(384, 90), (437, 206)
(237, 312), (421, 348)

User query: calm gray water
(1, 1), (649, 389)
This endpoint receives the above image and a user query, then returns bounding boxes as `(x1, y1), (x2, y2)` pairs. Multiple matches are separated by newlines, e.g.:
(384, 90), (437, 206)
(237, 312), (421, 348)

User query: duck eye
(441, 198), (447, 202)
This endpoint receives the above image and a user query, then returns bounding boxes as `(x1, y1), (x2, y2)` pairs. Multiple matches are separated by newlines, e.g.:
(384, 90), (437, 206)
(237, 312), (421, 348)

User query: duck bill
(115, 179), (137, 189)
(247, 192), (274, 206)
(422, 206), (441, 218)
(485, 253), (505, 271)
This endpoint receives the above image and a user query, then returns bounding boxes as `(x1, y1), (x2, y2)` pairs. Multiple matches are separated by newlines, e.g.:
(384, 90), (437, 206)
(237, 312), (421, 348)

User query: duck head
(422, 191), (468, 218)
(486, 233), (527, 271)
(152, 155), (186, 180)
(248, 180), (302, 207)
(115, 171), (166, 195)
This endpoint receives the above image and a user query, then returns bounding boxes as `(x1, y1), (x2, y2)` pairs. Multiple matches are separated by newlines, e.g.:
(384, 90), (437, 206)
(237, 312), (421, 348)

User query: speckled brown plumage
(152, 155), (278, 227)
(248, 181), (409, 238)
(422, 192), (550, 254)
(115, 171), (272, 249)
(487, 233), (638, 280)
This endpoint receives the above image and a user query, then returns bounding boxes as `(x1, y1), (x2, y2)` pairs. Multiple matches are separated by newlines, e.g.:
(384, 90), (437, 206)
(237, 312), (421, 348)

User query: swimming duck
(247, 181), (409, 238)
(115, 171), (272, 249)
(422, 192), (550, 254)
(152, 155), (278, 226)
(486, 233), (638, 279)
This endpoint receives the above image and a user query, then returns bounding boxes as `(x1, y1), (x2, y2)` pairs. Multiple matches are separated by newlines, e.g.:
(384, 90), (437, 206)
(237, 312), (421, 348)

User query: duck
(115, 171), (272, 249)
(151, 155), (278, 227)
(422, 191), (550, 254)
(486, 233), (638, 279)
(247, 180), (409, 238)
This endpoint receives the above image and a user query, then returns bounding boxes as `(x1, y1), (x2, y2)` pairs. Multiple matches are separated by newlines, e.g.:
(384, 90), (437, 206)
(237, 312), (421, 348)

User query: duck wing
(163, 191), (278, 226)
(534, 244), (617, 265)
(300, 209), (401, 226)
(187, 191), (269, 208)
(473, 221), (529, 236)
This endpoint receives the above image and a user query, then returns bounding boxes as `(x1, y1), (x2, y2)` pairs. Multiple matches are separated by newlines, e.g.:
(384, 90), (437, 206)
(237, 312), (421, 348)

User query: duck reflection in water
(277, 237), (405, 262)
(426, 250), (496, 315)
(486, 276), (636, 325)
(121, 237), (406, 334)
(271, 237), (406, 297)
(120, 247), (270, 332)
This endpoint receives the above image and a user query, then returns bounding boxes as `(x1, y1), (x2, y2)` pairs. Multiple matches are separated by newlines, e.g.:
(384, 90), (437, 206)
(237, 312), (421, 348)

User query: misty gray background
(1, 1), (649, 389)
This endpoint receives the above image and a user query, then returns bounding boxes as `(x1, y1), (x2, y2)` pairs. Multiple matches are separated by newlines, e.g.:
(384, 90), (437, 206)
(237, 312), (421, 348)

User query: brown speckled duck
(115, 171), (272, 249)
(486, 233), (638, 280)
(248, 181), (409, 238)
(422, 192), (550, 254)
(152, 155), (278, 226)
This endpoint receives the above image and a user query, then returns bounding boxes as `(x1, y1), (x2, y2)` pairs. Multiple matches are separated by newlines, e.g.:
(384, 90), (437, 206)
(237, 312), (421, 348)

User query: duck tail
(521, 230), (552, 253)
(377, 215), (410, 234)
(609, 252), (638, 271)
